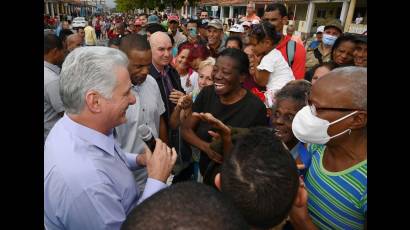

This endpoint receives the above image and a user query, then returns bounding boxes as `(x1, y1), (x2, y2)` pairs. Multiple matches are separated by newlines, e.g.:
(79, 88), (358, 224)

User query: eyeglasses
(306, 99), (359, 116)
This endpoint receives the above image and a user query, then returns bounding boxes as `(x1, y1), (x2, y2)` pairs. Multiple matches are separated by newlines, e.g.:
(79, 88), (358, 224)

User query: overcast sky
(106, 0), (115, 8)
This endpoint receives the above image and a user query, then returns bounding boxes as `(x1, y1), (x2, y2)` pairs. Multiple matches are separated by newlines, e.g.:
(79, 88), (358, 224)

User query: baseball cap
(207, 19), (223, 30)
(316, 25), (325, 33)
(147, 15), (159, 24)
(168, 15), (179, 23)
(324, 21), (343, 34)
(229, 24), (244, 33)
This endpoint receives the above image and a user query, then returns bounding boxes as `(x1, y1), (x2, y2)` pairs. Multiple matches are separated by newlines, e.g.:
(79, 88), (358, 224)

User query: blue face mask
(322, 34), (337, 46)
(189, 28), (197, 37)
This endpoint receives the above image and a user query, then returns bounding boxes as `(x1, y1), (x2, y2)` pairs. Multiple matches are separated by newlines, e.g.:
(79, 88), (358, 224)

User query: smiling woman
(271, 80), (311, 162)
(330, 34), (357, 67)
(181, 48), (268, 181)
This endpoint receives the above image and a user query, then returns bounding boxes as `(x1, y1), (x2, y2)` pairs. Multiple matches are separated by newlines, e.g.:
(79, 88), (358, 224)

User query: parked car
(72, 17), (87, 28)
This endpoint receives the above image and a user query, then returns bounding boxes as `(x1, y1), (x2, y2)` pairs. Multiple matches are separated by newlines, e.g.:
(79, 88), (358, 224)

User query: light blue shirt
(44, 115), (167, 230)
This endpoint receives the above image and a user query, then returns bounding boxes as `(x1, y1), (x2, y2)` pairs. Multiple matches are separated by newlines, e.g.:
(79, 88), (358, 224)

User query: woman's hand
(169, 89), (185, 104)
(203, 143), (223, 164)
(177, 93), (193, 110)
(194, 112), (233, 155)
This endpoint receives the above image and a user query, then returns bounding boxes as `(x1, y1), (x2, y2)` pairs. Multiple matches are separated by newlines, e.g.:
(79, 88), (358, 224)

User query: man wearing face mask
(305, 21), (343, 70)
(290, 67), (367, 230)
(186, 19), (207, 46)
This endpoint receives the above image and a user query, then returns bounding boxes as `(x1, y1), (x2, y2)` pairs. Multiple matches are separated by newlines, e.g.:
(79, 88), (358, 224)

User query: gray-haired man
(44, 47), (177, 230)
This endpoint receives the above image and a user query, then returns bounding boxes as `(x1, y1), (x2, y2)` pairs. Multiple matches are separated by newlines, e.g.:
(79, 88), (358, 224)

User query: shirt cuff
(125, 152), (142, 171)
(137, 178), (167, 204)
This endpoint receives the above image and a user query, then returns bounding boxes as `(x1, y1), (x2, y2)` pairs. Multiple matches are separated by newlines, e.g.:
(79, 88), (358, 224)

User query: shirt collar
(44, 61), (61, 75)
(152, 63), (170, 77)
(61, 114), (116, 157)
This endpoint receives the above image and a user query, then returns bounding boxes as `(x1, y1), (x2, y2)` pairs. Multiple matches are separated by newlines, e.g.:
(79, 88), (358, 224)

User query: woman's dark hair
(275, 80), (312, 108)
(250, 21), (281, 44)
(225, 36), (243, 50)
(219, 48), (250, 76)
(331, 33), (357, 61)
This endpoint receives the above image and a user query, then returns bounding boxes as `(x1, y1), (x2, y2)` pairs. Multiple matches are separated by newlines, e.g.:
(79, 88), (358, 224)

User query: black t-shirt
(192, 86), (268, 173)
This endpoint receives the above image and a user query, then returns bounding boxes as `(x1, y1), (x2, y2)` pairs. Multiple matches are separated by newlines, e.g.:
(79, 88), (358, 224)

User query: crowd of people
(44, 2), (367, 230)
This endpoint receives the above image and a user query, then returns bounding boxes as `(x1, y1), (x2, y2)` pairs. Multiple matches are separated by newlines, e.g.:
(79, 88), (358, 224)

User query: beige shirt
(244, 14), (260, 22)
(84, 25), (97, 46)
(305, 43), (332, 68)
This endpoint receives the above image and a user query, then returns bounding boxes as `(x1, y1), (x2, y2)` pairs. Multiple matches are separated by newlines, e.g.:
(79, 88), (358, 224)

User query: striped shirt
(305, 144), (367, 230)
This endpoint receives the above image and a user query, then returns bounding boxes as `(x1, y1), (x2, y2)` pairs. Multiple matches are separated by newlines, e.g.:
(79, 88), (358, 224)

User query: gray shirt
(115, 75), (166, 153)
(115, 75), (166, 192)
(44, 61), (64, 141)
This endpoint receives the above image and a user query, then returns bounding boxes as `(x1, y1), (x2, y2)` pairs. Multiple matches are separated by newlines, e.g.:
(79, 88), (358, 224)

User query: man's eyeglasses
(306, 99), (359, 116)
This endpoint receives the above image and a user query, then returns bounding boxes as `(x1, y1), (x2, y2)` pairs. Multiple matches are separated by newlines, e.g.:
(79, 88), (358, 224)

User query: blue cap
(147, 15), (159, 24)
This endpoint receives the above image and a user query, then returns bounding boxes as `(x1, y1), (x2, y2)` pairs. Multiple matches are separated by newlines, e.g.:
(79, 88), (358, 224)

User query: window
(317, 9), (326, 18)
(336, 7), (342, 19)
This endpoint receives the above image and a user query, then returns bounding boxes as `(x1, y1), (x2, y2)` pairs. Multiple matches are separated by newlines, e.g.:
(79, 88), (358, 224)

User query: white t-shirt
(257, 48), (295, 107)
(180, 71), (199, 94)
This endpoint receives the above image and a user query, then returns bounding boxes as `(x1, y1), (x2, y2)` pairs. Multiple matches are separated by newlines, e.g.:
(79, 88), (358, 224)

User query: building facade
(44, 0), (108, 19)
(197, 0), (367, 34)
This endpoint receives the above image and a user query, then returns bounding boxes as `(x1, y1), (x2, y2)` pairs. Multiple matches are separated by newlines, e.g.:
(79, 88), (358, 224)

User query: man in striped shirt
(290, 67), (367, 229)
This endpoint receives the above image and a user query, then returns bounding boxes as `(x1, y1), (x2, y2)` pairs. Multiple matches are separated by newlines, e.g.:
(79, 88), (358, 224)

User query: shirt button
(142, 109), (145, 112)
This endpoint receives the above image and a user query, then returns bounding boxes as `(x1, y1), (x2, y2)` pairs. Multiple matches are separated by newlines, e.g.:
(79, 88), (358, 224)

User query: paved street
(97, 38), (108, 46)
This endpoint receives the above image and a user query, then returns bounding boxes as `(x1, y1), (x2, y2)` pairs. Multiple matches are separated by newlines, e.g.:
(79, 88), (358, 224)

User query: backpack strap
(286, 40), (297, 67)
(313, 48), (323, 64)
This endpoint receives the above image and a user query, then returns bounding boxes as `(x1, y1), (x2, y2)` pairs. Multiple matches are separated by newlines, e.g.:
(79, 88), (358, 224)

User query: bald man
(149, 32), (185, 128)
(244, 3), (260, 22)
(149, 32), (190, 181)
(66, 34), (83, 52)
(290, 66), (367, 229)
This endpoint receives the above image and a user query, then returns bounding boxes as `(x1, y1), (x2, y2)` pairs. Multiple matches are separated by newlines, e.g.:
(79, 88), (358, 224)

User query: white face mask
(292, 106), (358, 144)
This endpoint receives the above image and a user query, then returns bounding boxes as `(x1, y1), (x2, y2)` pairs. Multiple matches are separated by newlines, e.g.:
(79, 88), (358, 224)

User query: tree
(163, 0), (198, 10)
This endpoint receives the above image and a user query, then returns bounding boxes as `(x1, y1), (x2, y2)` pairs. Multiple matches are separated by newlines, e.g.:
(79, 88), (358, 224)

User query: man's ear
(350, 111), (367, 129)
(85, 91), (102, 113)
(214, 173), (222, 191)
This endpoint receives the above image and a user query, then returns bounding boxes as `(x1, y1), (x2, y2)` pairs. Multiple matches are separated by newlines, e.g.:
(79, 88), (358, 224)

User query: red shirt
(276, 35), (306, 79)
(107, 29), (119, 40)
